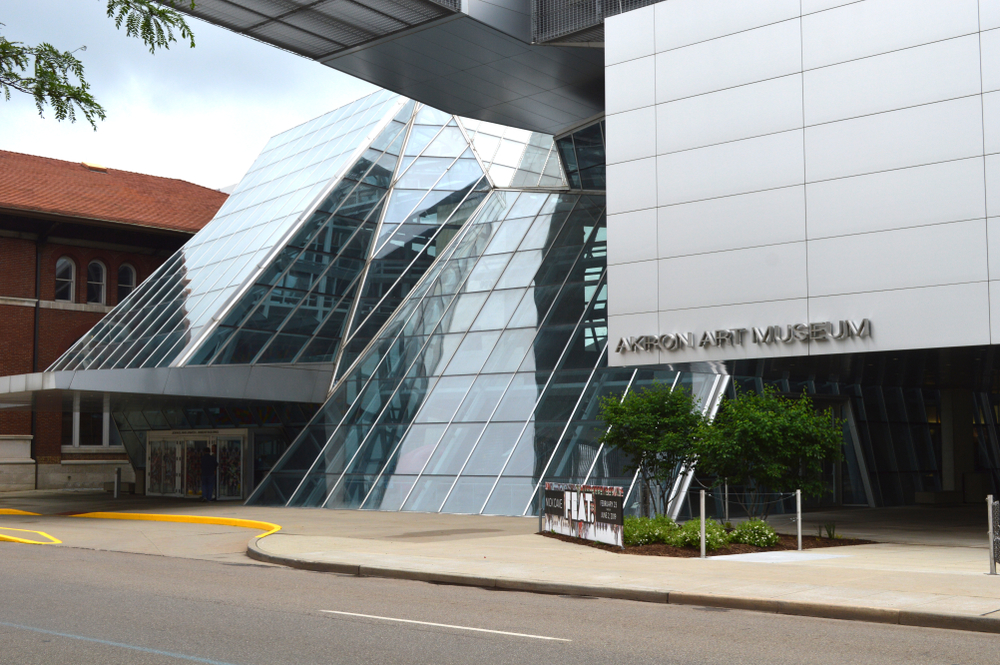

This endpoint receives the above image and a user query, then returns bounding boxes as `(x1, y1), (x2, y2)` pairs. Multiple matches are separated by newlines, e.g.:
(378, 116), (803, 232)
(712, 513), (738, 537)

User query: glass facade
(51, 90), (405, 371)
(52, 94), (564, 377)
(555, 120), (605, 190)
(50, 91), (985, 515)
(728, 348), (1000, 507)
(248, 187), (724, 514)
(110, 396), (317, 474)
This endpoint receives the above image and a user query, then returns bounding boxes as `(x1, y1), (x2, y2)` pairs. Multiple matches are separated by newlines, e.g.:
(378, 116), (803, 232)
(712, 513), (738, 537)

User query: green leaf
(107, 0), (196, 54)
(1, 3), (196, 128)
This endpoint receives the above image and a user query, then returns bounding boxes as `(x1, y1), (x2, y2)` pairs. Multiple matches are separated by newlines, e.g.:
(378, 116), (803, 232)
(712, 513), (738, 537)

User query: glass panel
(87, 262), (105, 304)
(481, 328), (536, 374)
(413, 375), (476, 423)
(470, 289), (524, 331)
(438, 293), (487, 334)
(117, 265), (136, 303)
(395, 157), (454, 189)
(366, 474), (417, 511)
(501, 423), (562, 477)
(403, 124), (441, 156)
(482, 477), (536, 516)
(493, 373), (543, 422)
(401, 475), (455, 512)
(463, 422), (525, 475)
(464, 253), (512, 292)
(441, 476), (494, 514)
(390, 423), (448, 475)
(443, 330), (502, 375)
(421, 422), (486, 476)
(453, 374), (514, 422)
(422, 127), (468, 158)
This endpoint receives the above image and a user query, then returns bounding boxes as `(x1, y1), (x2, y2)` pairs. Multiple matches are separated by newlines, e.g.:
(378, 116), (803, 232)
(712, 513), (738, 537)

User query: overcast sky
(1, 0), (377, 190)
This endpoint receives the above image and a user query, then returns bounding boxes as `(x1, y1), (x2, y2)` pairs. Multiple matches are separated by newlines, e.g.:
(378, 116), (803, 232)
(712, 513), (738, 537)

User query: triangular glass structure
(44, 94), (725, 518)
(248, 189), (721, 514)
(51, 90), (405, 371)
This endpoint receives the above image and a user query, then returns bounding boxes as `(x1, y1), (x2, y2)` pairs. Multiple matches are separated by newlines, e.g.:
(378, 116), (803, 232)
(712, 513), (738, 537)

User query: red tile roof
(0, 150), (227, 233)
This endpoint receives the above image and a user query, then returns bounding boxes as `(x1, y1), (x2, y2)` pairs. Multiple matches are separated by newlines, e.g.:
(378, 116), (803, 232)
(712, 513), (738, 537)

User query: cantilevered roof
(179, 0), (460, 59)
(173, 1), (603, 134)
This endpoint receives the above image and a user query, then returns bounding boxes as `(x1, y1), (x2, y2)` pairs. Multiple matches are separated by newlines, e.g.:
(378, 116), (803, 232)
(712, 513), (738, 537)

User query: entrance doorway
(146, 430), (247, 500)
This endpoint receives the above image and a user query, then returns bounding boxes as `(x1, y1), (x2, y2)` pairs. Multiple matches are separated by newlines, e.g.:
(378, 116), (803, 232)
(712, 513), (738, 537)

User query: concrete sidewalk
(3, 490), (1000, 634)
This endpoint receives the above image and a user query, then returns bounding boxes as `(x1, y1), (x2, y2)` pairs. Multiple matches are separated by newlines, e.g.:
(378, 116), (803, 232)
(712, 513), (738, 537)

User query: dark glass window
(117, 264), (136, 303)
(55, 257), (75, 301)
(87, 261), (106, 304)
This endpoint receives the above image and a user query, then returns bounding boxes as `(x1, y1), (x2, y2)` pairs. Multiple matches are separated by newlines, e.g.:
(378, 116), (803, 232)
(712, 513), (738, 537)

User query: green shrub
(731, 518), (779, 547)
(623, 515), (680, 546)
(675, 518), (731, 550)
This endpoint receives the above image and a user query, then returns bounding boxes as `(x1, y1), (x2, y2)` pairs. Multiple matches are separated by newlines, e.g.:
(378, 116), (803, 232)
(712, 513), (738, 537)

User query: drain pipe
(30, 223), (56, 489)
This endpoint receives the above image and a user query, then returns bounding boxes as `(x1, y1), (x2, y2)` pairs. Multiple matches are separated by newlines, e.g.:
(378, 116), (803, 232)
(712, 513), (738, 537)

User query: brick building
(0, 150), (225, 490)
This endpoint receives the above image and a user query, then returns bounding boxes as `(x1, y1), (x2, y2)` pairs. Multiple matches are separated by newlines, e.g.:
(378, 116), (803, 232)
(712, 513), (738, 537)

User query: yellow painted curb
(71, 512), (282, 538)
(0, 509), (40, 516)
(0, 527), (61, 545)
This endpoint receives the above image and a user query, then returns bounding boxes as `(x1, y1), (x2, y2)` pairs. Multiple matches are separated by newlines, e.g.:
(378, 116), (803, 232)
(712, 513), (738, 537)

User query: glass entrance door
(185, 440), (210, 497)
(217, 438), (243, 499)
(149, 440), (183, 495)
(146, 430), (247, 499)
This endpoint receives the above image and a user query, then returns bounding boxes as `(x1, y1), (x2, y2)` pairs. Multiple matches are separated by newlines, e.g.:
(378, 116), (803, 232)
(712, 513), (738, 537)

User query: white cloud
(0, 0), (377, 189)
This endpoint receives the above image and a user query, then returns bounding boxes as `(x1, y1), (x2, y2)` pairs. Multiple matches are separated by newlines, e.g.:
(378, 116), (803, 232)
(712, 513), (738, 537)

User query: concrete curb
(246, 539), (1000, 635)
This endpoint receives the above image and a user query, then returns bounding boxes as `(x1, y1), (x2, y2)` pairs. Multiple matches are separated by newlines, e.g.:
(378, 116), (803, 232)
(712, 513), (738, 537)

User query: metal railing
(532, 0), (661, 44)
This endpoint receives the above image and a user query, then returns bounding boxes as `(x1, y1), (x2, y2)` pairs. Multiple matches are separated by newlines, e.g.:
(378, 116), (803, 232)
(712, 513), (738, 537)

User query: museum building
(1, 0), (999, 516)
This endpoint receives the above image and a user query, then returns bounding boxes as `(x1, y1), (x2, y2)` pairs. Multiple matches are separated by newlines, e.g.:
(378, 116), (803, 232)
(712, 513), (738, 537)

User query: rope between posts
(689, 491), (797, 505)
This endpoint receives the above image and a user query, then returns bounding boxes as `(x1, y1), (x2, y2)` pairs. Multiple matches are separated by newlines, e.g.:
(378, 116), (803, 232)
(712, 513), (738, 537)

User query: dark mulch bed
(539, 531), (874, 557)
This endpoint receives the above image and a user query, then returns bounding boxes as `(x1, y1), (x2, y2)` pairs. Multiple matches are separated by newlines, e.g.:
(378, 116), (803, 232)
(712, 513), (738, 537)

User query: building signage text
(615, 319), (871, 354)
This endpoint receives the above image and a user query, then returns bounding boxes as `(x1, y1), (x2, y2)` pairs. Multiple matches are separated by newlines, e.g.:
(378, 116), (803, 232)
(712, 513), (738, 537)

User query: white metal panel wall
(606, 0), (1000, 365)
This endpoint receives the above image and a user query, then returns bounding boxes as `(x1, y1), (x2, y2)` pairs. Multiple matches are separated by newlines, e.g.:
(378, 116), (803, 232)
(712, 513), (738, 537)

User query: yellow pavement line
(70, 512), (281, 538)
(0, 527), (61, 545)
(0, 509), (40, 516)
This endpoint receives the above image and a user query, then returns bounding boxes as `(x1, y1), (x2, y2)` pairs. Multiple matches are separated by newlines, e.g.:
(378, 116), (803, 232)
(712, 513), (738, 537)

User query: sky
(0, 0), (378, 190)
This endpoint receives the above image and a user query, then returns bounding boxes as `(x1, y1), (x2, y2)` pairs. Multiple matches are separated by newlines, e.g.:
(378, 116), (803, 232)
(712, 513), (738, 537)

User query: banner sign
(542, 482), (624, 548)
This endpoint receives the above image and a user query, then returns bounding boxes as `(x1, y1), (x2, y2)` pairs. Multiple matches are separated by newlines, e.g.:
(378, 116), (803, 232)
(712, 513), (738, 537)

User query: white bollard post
(989, 495), (996, 576)
(724, 480), (729, 524)
(700, 489), (706, 559)
(796, 489), (802, 552)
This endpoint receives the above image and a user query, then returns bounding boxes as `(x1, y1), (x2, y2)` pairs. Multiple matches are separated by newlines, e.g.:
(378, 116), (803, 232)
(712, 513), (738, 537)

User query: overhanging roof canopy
(174, 0), (604, 134)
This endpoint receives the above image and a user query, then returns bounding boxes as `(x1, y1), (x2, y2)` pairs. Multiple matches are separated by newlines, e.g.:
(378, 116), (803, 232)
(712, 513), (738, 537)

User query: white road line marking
(319, 610), (571, 642)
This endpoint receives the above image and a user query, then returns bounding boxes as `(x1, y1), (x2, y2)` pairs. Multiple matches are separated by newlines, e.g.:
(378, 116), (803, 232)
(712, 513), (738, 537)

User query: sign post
(989, 495), (997, 576)
(700, 489), (706, 559)
(542, 482), (625, 548)
(796, 489), (802, 551)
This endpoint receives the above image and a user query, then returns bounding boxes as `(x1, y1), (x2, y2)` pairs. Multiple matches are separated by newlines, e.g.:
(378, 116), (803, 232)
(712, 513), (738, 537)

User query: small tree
(598, 383), (703, 517)
(694, 386), (843, 518)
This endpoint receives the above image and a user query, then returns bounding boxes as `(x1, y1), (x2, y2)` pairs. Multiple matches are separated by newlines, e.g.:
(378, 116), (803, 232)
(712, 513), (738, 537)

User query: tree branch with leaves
(693, 386), (843, 519)
(1, 1), (196, 129)
(598, 383), (704, 518)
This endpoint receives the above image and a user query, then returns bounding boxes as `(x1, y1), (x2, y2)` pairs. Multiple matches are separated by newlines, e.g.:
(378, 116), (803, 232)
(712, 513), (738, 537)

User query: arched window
(87, 260), (106, 304)
(55, 257), (75, 302)
(117, 264), (136, 303)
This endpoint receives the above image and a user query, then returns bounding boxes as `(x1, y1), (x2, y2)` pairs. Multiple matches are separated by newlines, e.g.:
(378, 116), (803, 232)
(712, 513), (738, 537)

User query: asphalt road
(0, 544), (995, 665)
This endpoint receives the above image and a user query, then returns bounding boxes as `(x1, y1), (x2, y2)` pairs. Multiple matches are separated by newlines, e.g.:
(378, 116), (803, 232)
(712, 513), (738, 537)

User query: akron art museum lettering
(615, 319), (872, 354)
